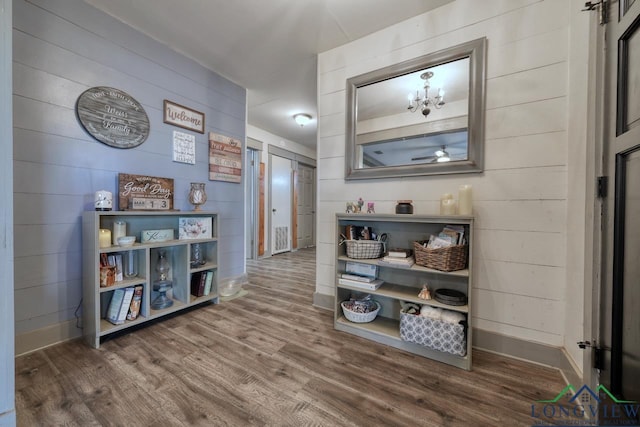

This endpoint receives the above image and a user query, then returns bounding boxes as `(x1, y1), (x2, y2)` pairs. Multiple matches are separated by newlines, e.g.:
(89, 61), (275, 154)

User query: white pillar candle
(439, 193), (453, 215)
(441, 198), (457, 215)
(99, 229), (112, 248)
(458, 185), (473, 216)
(113, 221), (126, 245)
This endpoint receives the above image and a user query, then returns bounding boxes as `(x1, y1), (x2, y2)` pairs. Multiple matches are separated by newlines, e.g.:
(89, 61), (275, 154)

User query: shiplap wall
(317, 1), (576, 349)
(13, 0), (246, 354)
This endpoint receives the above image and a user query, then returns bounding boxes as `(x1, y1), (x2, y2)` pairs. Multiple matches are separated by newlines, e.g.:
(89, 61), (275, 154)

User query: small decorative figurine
(367, 202), (375, 213)
(418, 284), (432, 300)
(346, 202), (354, 213)
(357, 197), (364, 212)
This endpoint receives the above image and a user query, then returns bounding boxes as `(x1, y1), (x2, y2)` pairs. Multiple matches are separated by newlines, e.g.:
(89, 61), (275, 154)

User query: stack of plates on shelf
(434, 289), (467, 306)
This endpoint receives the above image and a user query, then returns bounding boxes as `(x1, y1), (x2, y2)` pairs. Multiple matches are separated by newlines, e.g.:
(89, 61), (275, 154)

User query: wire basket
(343, 240), (386, 259)
(413, 241), (467, 272)
(341, 301), (381, 323)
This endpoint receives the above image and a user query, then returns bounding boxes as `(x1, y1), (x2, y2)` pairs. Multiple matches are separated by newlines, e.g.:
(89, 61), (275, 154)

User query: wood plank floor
(15, 248), (568, 426)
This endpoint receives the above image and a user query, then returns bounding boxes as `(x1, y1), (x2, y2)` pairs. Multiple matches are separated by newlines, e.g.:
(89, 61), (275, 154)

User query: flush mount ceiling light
(293, 113), (312, 127)
(407, 71), (445, 118)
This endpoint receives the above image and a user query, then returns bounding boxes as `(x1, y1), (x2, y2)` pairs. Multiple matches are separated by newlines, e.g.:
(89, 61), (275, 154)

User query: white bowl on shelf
(117, 236), (136, 247)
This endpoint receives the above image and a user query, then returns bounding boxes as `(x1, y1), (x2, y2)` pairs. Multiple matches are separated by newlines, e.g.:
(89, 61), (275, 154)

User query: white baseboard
(15, 319), (82, 357)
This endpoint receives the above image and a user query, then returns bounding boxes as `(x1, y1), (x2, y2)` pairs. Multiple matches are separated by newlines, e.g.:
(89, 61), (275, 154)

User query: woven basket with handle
(413, 241), (467, 272)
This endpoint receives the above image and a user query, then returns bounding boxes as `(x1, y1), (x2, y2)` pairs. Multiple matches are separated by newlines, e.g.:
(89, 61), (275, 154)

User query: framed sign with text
(76, 87), (150, 149)
(209, 132), (242, 183)
(163, 100), (205, 134)
(118, 173), (174, 211)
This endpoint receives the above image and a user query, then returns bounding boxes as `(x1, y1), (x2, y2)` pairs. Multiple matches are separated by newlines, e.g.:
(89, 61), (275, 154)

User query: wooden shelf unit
(334, 213), (474, 370)
(82, 211), (219, 348)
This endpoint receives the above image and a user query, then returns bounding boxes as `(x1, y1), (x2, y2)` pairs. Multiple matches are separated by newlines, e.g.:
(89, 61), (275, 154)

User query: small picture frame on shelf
(179, 217), (212, 239)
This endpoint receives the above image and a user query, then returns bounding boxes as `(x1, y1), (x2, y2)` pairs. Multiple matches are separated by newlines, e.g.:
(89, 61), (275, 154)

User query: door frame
(245, 138), (263, 260)
(599, 0), (640, 400)
(267, 145), (316, 256)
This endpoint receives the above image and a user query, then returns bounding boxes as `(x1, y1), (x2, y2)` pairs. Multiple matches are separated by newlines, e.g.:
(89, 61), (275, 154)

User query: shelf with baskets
(82, 211), (219, 348)
(334, 213), (473, 370)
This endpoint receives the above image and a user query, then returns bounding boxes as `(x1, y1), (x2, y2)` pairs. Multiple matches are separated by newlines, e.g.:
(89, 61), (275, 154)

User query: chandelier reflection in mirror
(407, 71), (445, 117)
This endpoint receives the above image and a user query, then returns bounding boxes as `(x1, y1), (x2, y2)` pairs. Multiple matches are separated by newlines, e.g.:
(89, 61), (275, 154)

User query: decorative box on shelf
(399, 311), (467, 357)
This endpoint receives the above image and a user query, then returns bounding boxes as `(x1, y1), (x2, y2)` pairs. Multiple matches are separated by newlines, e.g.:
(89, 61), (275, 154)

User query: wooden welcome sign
(118, 173), (174, 211)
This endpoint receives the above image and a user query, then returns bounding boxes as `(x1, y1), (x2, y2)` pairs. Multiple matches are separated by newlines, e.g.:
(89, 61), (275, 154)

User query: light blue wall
(13, 0), (246, 352)
(1, 0), (15, 423)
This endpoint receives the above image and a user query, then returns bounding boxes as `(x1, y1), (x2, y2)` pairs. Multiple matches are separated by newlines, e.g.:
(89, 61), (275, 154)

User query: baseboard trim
(311, 292), (580, 382)
(312, 292), (334, 311)
(473, 329), (580, 384)
(15, 319), (82, 357)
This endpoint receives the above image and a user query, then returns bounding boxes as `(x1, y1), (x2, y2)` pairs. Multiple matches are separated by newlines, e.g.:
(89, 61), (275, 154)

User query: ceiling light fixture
(293, 113), (312, 127)
(407, 71), (445, 118)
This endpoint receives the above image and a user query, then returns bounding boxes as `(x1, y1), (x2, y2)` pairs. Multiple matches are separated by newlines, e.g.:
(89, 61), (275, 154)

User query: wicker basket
(413, 241), (467, 272)
(341, 301), (381, 323)
(343, 239), (385, 259)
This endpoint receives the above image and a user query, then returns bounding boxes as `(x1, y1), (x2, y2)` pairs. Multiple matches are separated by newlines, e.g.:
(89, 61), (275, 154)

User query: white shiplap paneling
(316, 0), (573, 349)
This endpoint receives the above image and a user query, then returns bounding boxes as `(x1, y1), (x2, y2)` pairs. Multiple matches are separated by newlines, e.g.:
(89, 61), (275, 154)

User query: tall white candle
(458, 185), (473, 216)
(113, 221), (126, 245)
(99, 229), (111, 248)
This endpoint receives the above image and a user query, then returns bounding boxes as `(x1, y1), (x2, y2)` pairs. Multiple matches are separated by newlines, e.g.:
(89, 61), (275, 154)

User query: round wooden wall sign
(76, 86), (150, 149)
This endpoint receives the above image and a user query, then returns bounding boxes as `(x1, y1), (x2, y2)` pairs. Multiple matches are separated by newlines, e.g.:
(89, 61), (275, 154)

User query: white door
(601, 0), (640, 411)
(271, 155), (292, 254)
(296, 164), (315, 249)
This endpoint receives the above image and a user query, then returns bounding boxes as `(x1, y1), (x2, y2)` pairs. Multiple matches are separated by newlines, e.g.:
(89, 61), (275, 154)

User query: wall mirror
(345, 38), (486, 180)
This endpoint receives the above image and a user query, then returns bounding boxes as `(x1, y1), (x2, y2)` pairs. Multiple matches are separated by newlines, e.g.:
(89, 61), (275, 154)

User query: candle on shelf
(99, 229), (111, 248)
(458, 185), (473, 216)
(113, 221), (126, 245)
(439, 193), (453, 215)
(441, 198), (457, 215)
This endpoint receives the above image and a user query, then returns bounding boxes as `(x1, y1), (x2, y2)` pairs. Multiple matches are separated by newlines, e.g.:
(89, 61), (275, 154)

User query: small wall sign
(118, 173), (174, 211)
(76, 86), (150, 149)
(172, 130), (196, 165)
(163, 100), (205, 134)
(209, 132), (242, 183)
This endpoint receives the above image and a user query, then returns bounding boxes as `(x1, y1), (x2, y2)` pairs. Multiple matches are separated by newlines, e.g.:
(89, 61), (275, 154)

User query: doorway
(296, 163), (315, 249)
(245, 146), (260, 259)
(270, 154), (292, 255)
(601, 0), (640, 407)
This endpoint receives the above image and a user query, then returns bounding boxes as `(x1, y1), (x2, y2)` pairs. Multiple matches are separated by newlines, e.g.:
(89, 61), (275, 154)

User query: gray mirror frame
(345, 37), (487, 180)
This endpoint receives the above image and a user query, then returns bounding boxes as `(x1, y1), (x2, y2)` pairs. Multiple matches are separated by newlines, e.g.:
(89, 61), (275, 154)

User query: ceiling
(83, 0), (453, 148)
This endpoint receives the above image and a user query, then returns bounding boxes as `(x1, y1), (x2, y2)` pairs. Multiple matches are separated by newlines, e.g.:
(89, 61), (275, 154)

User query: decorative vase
(188, 182), (207, 211)
(152, 250), (173, 309)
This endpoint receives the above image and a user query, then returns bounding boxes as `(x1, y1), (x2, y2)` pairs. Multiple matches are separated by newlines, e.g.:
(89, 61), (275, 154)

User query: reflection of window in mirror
(355, 58), (470, 169)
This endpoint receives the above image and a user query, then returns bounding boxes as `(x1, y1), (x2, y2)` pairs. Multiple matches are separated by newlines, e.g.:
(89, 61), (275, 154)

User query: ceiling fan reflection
(411, 146), (451, 163)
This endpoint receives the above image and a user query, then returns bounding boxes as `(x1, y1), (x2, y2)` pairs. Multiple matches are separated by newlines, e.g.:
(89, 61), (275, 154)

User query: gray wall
(13, 0), (246, 354)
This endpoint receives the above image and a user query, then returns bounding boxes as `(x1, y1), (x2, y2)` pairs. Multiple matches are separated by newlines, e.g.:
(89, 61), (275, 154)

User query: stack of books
(338, 273), (383, 290)
(378, 248), (415, 268)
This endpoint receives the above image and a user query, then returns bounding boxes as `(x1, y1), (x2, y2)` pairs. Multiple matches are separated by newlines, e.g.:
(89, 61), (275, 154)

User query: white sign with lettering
(172, 130), (196, 165)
